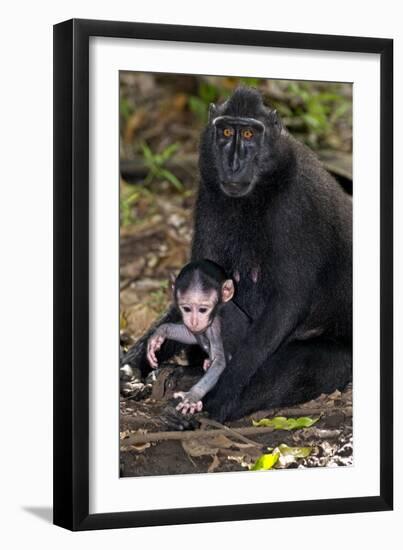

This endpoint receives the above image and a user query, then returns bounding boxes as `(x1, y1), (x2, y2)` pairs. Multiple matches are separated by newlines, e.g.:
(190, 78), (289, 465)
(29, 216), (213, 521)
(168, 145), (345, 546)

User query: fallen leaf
(275, 444), (313, 468)
(276, 444), (312, 458)
(208, 455), (220, 473)
(181, 434), (243, 458)
(250, 444), (313, 471)
(250, 452), (280, 471)
(130, 442), (151, 453)
(252, 416), (319, 430)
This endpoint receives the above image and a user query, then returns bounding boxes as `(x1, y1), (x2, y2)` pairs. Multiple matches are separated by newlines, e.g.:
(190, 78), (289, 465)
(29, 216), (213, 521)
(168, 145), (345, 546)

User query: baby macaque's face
(177, 289), (218, 334)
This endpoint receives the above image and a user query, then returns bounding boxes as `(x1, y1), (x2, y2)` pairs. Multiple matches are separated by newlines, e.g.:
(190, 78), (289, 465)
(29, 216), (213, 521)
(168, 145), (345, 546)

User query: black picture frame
(53, 18), (393, 531)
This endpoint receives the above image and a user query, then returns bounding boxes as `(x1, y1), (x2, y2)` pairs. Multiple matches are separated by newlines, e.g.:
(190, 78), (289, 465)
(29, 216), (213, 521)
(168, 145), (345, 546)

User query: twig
(121, 425), (277, 446)
(199, 417), (263, 448)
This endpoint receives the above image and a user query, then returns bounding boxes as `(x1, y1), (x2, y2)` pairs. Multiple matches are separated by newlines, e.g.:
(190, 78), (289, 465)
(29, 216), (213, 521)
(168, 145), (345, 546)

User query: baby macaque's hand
(147, 332), (166, 368)
(173, 391), (203, 415)
(203, 359), (211, 371)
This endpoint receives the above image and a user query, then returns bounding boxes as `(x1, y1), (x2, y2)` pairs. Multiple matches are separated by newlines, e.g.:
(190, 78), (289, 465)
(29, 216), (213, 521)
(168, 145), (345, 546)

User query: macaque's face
(177, 289), (218, 334)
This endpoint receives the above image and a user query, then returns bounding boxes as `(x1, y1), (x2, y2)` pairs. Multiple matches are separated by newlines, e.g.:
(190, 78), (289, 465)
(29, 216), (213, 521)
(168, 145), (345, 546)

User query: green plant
(141, 142), (184, 191)
(120, 96), (134, 121)
(120, 187), (141, 226)
(120, 183), (154, 226)
(148, 281), (169, 314)
(188, 81), (222, 122)
(276, 82), (351, 148)
(239, 77), (262, 88)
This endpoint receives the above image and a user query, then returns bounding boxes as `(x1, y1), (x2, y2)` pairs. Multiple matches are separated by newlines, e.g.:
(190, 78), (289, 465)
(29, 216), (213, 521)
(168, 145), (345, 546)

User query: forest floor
(120, 372), (352, 477)
(119, 74), (353, 478)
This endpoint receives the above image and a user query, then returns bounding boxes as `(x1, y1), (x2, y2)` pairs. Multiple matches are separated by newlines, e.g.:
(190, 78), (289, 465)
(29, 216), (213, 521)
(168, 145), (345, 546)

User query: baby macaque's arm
(147, 323), (197, 368)
(157, 323), (198, 344)
(180, 319), (226, 403)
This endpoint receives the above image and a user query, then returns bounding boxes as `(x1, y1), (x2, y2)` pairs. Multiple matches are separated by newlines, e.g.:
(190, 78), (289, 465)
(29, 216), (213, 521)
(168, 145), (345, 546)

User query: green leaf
(250, 452), (280, 471)
(315, 92), (341, 102)
(141, 143), (153, 162)
(120, 97), (134, 121)
(239, 77), (261, 88)
(250, 445), (313, 471)
(331, 101), (349, 121)
(277, 444), (312, 458)
(198, 82), (219, 103)
(160, 143), (179, 162)
(188, 96), (208, 121)
(252, 416), (319, 430)
(302, 113), (323, 129)
(159, 169), (183, 191)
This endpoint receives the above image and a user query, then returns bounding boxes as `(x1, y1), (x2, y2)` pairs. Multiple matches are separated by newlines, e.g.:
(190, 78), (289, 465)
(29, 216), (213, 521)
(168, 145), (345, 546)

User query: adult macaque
(147, 260), (244, 415)
(123, 87), (352, 424)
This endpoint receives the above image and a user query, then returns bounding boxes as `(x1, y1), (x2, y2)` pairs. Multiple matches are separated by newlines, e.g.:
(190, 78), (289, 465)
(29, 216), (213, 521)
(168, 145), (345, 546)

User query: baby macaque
(147, 260), (236, 415)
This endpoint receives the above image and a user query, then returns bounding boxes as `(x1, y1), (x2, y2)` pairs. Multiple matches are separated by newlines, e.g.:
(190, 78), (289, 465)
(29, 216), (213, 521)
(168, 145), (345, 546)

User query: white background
(90, 38), (380, 513)
(0, 0), (400, 547)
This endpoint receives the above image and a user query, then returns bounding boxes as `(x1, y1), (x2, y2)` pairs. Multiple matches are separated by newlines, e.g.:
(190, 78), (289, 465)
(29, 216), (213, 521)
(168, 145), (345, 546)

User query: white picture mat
(89, 36), (380, 514)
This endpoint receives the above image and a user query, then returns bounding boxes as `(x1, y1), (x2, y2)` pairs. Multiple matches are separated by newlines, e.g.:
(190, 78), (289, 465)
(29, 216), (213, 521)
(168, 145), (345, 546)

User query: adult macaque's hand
(147, 333), (165, 368)
(173, 391), (203, 415)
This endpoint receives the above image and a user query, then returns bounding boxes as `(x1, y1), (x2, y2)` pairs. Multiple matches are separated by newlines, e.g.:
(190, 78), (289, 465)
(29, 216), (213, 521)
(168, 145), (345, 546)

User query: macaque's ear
(221, 279), (235, 302)
(268, 108), (282, 138)
(208, 103), (217, 124)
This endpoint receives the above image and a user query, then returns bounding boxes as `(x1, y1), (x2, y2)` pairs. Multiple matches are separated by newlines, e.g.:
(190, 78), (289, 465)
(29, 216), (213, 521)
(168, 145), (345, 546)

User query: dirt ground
(120, 368), (352, 477)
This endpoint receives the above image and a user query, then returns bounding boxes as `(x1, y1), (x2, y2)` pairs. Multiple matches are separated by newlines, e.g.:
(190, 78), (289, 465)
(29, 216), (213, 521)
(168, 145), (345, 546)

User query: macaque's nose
(230, 152), (240, 173)
(190, 312), (198, 329)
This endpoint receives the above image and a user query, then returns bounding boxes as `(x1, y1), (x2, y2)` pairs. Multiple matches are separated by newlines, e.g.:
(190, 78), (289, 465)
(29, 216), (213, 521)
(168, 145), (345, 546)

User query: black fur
(173, 259), (227, 317)
(193, 87), (352, 421)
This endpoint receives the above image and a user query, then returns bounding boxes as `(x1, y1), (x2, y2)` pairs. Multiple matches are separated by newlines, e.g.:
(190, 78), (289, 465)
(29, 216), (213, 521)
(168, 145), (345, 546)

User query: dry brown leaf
(208, 455), (220, 473)
(126, 304), (158, 339)
(182, 434), (249, 459)
(226, 452), (253, 469)
(182, 438), (219, 458)
(130, 442), (151, 453)
(124, 109), (146, 143)
(120, 257), (146, 279)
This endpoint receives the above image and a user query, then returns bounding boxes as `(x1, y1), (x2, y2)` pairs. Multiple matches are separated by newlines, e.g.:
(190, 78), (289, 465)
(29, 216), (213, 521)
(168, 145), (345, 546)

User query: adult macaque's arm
(208, 294), (306, 415)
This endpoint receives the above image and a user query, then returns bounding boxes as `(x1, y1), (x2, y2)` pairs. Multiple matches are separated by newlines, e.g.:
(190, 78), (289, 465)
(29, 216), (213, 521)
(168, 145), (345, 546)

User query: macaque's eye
(198, 307), (208, 314)
(181, 306), (191, 313)
(223, 128), (234, 138)
(242, 129), (254, 140)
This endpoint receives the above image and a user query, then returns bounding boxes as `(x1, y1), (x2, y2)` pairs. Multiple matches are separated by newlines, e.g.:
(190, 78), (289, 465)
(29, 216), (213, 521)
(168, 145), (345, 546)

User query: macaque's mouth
(220, 181), (253, 197)
(189, 328), (209, 335)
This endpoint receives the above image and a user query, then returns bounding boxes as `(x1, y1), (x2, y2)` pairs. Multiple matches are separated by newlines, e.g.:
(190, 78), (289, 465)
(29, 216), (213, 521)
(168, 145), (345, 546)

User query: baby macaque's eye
(181, 306), (191, 313)
(198, 307), (208, 314)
